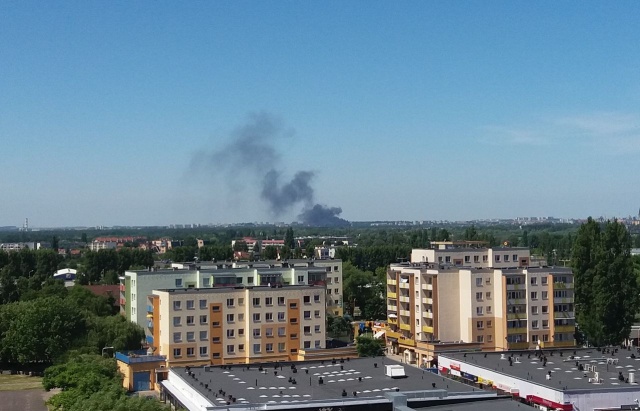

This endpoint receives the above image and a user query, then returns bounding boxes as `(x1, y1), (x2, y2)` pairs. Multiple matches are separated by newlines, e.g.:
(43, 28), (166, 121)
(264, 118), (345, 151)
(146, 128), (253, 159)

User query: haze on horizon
(1, 1), (639, 228)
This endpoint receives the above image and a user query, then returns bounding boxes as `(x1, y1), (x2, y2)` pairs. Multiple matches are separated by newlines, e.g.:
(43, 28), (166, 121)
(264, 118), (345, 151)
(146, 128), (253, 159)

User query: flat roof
(173, 357), (479, 407)
(419, 398), (535, 411)
(444, 348), (640, 391)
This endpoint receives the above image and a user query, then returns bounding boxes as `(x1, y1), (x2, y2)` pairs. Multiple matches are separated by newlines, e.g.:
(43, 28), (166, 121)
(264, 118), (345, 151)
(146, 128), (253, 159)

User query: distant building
(0, 242), (45, 252)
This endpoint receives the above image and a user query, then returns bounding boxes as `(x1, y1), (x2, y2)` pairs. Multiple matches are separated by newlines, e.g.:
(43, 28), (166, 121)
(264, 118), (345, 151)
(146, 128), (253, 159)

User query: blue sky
(1, 1), (639, 227)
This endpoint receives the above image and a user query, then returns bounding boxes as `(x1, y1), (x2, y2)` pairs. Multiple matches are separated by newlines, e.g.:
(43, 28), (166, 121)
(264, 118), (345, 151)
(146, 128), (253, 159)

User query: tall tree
(285, 227), (295, 249)
(572, 218), (639, 346)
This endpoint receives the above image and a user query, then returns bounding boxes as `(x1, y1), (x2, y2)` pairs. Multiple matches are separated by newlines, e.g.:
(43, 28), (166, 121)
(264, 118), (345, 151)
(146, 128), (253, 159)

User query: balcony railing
(146, 305), (153, 312)
(398, 337), (416, 347)
(422, 325), (434, 333)
(422, 297), (433, 305)
(555, 325), (575, 333)
(507, 327), (527, 334)
(147, 320), (153, 328)
(399, 310), (411, 317)
(400, 323), (411, 331)
(387, 292), (397, 299)
(507, 313), (527, 320)
(399, 282), (410, 289)
(554, 311), (575, 319)
(387, 305), (398, 312)
(423, 311), (433, 319)
(387, 279), (397, 286)
(421, 283), (432, 291)
(388, 317), (397, 325)
(399, 296), (410, 303)
(553, 282), (574, 289)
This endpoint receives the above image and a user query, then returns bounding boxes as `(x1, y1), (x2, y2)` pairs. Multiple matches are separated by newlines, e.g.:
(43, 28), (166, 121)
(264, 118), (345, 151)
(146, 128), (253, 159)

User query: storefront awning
(388, 313), (397, 318)
(374, 331), (385, 339)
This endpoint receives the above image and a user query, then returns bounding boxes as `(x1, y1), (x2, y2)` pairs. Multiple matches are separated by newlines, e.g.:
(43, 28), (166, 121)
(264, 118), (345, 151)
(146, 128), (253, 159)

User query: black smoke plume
(193, 112), (349, 226)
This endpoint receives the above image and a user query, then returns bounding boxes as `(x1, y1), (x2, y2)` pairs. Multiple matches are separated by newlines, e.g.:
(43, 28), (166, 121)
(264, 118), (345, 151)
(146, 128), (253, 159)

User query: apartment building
(386, 244), (575, 365)
(121, 259), (343, 330)
(148, 286), (326, 366)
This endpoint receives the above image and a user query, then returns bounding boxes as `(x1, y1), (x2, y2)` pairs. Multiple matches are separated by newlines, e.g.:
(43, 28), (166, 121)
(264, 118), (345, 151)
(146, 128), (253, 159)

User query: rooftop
(172, 357), (482, 407)
(444, 348), (640, 391)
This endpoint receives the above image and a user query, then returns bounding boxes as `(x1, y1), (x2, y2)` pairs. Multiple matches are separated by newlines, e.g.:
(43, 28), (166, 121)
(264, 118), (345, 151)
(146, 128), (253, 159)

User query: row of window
(172, 339), (324, 358)
(174, 324), (323, 343)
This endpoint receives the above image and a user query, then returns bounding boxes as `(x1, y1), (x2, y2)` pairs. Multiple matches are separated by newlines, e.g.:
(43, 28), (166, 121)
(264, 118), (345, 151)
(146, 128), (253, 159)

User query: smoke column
(192, 112), (349, 226)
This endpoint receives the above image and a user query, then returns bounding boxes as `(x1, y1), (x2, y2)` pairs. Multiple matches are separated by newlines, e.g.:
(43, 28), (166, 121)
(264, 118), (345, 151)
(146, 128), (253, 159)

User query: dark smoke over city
(192, 112), (349, 227)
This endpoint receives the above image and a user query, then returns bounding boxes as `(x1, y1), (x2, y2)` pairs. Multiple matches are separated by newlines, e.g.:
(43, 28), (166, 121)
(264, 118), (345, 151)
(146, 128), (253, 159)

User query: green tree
(86, 315), (144, 353)
(356, 335), (384, 357)
(262, 246), (278, 260)
(285, 227), (295, 249)
(572, 218), (639, 346)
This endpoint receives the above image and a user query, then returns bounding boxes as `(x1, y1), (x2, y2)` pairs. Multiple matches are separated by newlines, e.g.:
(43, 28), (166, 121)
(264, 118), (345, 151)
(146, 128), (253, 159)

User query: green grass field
(0, 374), (43, 391)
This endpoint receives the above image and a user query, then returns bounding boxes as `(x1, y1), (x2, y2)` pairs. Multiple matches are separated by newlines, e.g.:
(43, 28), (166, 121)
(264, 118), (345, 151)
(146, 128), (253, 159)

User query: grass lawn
(0, 374), (43, 391)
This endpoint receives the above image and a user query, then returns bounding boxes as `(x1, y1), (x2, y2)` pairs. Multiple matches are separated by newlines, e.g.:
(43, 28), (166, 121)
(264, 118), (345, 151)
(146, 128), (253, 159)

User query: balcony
(551, 340), (575, 347)
(147, 320), (153, 328)
(399, 296), (410, 303)
(388, 317), (397, 325)
(509, 342), (529, 350)
(399, 282), (410, 290)
(555, 325), (575, 333)
(387, 305), (398, 312)
(507, 313), (527, 320)
(386, 330), (401, 339)
(422, 297), (433, 305)
(507, 299), (526, 306)
(398, 337), (416, 347)
(554, 312), (575, 319)
(387, 279), (397, 286)
(553, 297), (573, 304)
(146, 305), (153, 312)
(399, 310), (411, 317)
(421, 283), (432, 291)
(506, 283), (524, 291)
(400, 323), (411, 331)
(423, 311), (433, 319)
(553, 282), (574, 289)
(507, 327), (527, 334)
(387, 292), (397, 299)
(422, 325), (434, 333)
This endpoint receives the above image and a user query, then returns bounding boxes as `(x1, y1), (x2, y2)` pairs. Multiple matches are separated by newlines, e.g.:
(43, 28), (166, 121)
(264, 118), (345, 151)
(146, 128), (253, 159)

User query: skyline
(2, 2), (640, 227)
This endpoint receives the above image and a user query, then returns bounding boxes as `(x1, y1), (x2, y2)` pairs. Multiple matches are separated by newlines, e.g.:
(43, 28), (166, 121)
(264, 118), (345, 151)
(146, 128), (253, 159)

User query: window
(314, 295), (320, 303)
(315, 325), (321, 333)
(290, 333), (298, 339)
(335, 277), (340, 283)
(173, 348), (181, 357)
(495, 255), (500, 262)
(238, 344), (245, 351)
(265, 297), (273, 306)
(542, 320), (549, 328)
(247, 277), (253, 284)
(186, 316), (194, 325)
(253, 328), (261, 337)
(212, 305), (220, 312)
(175, 279), (183, 287)
(212, 336), (221, 343)
(173, 301), (182, 310)
(266, 328), (273, 337)
(475, 278), (482, 286)
(227, 314), (234, 323)
(187, 347), (195, 357)
(487, 320), (492, 328)
(173, 316), (181, 326)
(504, 255), (509, 262)
(327, 289), (332, 295)
(476, 335), (484, 343)
(199, 299), (207, 309)
(483, 255), (488, 262)
(542, 291), (548, 300)
(485, 278), (491, 285)
(227, 298), (234, 307)
(314, 310), (321, 318)
(304, 296), (310, 304)
(531, 277), (538, 285)
(298, 275), (305, 283)
(486, 306), (492, 314)
(304, 311), (311, 319)
(532, 335), (539, 342)
(187, 331), (195, 341)
(173, 332), (182, 342)
(200, 346), (208, 356)
(227, 345), (234, 354)
(487, 335), (493, 342)
(327, 277), (332, 284)
(304, 341), (311, 349)
(278, 297), (285, 305)
(266, 343), (274, 352)
(238, 313), (244, 321)
(186, 300), (195, 310)
(200, 330), (207, 340)
(278, 312), (285, 321)
(266, 312), (273, 321)
(238, 328), (244, 336)
(203, 277), (210, 287)
(513, 254), (518, 262)
(304, 326), (311, 334)
(542, 305), (549, 314)
(278, 342), (286, 352)
(290, 318), (298, 324)
(531, 306), (539, 315)
(212, 321), (220, 327)
(315, 340), (322, 348)
(253, 313), (261, 322)
(476, 321), (484, 329)
(200, 315), (207, 324)
(543, 334), (549, 342)
(238, 298), (244, 306)
(227, 329), (235, 338)
(465, 256), (470, 263)
(541, 277), (548, 285)
(476, 307), (483, 315)
(475, 292), (483, 300)
(445, 256), (451, 263)
(532, 320), (539, 329)
(474, 255), (479, 263)
(253, 297), (260, 306)
(212, 352), (221, 359)
(531, 292), (538, 300)
(289, 302), (297, 309)
(278, 327), (286, 337)
(253, 344), (261, 353)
